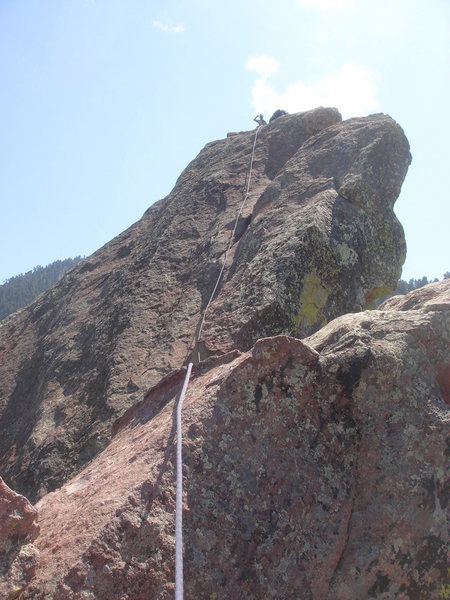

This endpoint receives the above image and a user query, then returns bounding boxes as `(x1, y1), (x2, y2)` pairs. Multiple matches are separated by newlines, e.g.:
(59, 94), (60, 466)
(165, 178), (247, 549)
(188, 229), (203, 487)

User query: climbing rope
(195, 122), (262, 363)
(174, 122), (263, 599)
(175, 361), (192, 600)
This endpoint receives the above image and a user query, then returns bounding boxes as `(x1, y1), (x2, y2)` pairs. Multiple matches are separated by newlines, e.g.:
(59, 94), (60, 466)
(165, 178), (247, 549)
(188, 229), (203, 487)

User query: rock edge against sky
(0, 108), (411, 503)
(2, 109), (447, 599)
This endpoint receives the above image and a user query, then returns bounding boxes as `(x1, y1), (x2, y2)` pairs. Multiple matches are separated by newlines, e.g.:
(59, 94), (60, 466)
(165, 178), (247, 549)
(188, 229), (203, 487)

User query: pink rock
(0, 477), (39, 599)
(8, 280), (449, 599)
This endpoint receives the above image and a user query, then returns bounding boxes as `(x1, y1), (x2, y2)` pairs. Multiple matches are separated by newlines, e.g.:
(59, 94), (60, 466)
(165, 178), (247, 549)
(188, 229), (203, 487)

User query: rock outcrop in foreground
(0, 476), (39, 599)
(0, 109), (412, 504)
(1, 279), (448, 599)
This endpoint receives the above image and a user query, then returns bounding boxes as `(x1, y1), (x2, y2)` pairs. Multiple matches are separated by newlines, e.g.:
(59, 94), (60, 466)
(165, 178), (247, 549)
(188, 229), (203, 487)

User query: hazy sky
(1, 0), (449, 283)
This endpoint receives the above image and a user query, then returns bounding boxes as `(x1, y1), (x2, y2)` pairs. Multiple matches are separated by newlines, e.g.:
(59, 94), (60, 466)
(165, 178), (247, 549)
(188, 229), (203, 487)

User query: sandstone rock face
(0, 109), (411, 503)
(0, 476), (40, 599)
(7, 279), (448, 599)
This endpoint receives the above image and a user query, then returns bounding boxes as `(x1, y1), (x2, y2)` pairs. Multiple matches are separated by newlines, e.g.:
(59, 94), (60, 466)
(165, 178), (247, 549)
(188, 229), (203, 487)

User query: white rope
(195, 124), (262, 363)
(174, 123), (262, 599)
(175, 361), (193, 600)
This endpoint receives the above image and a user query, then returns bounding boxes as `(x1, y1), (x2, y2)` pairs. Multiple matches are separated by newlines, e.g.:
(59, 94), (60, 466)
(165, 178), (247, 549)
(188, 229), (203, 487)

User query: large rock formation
(2, 279), (448, 599)
(0, 108), (411, 504)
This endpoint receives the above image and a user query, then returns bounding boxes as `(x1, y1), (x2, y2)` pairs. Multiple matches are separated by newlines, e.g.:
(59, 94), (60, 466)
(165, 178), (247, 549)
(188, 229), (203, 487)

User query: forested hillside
(377, 272), (450, 305)
(396, 273), (449, 293)
(0, 257), (83, 320)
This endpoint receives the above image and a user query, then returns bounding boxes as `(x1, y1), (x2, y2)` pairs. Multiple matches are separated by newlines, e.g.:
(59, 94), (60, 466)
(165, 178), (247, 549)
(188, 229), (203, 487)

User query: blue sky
(1, 0), (449, 283)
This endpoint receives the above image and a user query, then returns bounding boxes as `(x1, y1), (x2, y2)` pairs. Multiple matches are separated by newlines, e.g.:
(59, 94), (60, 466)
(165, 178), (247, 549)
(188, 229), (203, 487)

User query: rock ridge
(0, 107), (411, 505)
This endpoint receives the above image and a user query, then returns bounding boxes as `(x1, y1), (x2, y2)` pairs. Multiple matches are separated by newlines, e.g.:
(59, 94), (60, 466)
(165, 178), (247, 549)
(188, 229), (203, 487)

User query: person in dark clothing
(269, 109), (288, 123)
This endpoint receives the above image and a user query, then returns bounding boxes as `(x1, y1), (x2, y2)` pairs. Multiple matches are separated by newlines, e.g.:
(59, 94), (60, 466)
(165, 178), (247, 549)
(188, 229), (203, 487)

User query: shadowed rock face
(4, 279), (448, 599)
(0, 108), (411, 503)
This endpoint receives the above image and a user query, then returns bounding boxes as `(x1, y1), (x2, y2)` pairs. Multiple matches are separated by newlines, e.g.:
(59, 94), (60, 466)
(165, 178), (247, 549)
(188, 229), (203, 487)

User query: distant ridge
(0, 257), (83, 320)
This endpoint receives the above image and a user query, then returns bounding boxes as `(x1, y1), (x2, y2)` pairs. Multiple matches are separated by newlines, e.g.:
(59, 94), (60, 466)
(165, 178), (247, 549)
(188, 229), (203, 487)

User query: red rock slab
(10, 281), (449, 598)
(0, 476), (40, 599)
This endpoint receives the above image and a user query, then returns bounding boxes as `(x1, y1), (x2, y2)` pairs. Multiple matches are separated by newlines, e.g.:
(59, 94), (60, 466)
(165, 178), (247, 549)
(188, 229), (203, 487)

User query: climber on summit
(254, 114), (266, 126)
(269, 109), (288, 123)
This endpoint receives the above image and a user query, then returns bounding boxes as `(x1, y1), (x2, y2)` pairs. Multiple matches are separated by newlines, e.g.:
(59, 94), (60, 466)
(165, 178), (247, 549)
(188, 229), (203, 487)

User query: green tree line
(0, 257), (83, 320)
(394, 272), (449, 295)
(376, 272), (449, 306)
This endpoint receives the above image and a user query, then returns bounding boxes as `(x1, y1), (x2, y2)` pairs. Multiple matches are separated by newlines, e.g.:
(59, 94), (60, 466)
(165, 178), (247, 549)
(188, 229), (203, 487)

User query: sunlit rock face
(4, 280), (448, 599)
(0, 108), (410, 504)
(2, 106), (447, 599)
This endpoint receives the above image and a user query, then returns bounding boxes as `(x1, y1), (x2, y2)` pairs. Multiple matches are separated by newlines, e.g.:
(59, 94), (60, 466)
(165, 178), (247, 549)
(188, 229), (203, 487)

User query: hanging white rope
(174, 361), (193, 600)
(195, 123), (262, 363)
(174, 123), (263, 600)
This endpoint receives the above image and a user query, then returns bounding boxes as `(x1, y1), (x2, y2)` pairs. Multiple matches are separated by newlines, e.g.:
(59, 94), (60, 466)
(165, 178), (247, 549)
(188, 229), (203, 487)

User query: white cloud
(153, 20), (185, 33)
(248, 61), (380, 119)
(245, 55), (280, 78)
(315, 33), (331, 44)
(299, 0), (356, 9)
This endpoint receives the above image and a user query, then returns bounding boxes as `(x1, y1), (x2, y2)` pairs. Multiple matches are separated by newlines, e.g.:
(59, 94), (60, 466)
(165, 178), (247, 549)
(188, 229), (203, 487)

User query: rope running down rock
(174, 122), (263, 600)
(195, 122), (262, 363)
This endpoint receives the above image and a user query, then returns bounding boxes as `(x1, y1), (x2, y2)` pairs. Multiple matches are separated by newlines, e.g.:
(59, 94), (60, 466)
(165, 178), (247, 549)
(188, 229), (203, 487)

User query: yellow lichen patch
(292, 272), (329, 331)
(365, 284), (393, 307)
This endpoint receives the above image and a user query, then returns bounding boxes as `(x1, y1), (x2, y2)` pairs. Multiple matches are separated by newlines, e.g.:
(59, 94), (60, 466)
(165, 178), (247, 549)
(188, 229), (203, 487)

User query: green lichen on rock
(363, 211), (406, 287)
(281, 226), (341, 337)
(357, 210), (404, 307)
(291, 272), (329, 333)
(365, 284), (394, 307)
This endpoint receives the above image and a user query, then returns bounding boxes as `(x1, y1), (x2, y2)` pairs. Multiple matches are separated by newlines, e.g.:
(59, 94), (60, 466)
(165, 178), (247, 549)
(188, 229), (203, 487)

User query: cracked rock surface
(6, 279), (449, 599)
